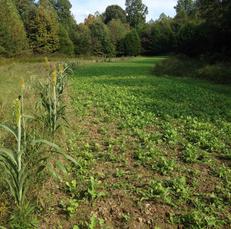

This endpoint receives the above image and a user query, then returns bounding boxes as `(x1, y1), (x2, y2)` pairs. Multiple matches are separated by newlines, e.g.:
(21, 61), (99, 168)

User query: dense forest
(0, 0), (230, 60)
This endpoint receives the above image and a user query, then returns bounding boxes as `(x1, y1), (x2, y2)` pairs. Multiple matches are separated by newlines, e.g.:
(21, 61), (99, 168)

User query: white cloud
(70, 0), (177, 23)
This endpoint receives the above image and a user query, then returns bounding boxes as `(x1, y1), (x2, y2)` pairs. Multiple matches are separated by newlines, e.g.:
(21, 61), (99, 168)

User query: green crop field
(0, 57), (231, 228)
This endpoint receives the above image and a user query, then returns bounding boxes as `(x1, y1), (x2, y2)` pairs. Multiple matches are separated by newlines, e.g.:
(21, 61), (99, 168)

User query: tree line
(0, 0), (230, 60)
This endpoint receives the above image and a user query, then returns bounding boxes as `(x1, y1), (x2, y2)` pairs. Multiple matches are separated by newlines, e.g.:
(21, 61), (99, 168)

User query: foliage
(87, 177), (104, 200)
(122, 30), (141, 56)
(107, 19), (130, 55)
(174, 0), (196, 18)
(1, 57), (231, 227)
(28, 0), (59, 54)
(58, 25), (74, 55)
(89, 20), (115, 57)
(72, 57), (231, 227)
(0, 0), (28, 56)
(153, 56), (231, 84)
(9, 202), (38, 229)
(125, 0), (148, 27)
(37, 59), (71, 134)
(75, 24), (92, 55)
(60, 199), (79, 218)
(104, 5), (127, 24)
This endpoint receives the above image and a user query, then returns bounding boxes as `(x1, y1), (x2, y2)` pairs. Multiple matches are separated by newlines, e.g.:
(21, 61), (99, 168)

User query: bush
(153, 57), (231, 84)
(196, 64), (231, 84)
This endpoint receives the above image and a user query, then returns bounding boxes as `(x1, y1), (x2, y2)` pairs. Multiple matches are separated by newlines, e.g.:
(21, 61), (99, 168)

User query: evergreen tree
(174, 0), (196, 18)
(0, 0), (28, 55)
(14, 0), (35, 23)
(125, 0), (148, 27)
(58, 25), (74, 55)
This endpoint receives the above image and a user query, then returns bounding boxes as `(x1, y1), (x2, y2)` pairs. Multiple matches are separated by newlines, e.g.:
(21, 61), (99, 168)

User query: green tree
(125, 0), (148, 27)
(51, 0), (77, 39)
(28, 0), (60, 54)
(58, 25), (74, 55)
(195, 0), (231, 58)
(0, 0), (28, 56)
(151, 17), (176, 54)
(139, 23), (153, 55)
(14, 0), (35, 22)
(107, 19), (130, 55)
(174, 0), (196, 18)
(104, 5), (127, 24)
(89, 20), (115, 56)
(176, 20), (205, 56)
(123, 30), (141, 56)
(75, 23), (92, 55)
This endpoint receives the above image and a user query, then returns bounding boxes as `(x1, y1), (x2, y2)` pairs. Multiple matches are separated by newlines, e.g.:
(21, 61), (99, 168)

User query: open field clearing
(0, 57), (231, 228)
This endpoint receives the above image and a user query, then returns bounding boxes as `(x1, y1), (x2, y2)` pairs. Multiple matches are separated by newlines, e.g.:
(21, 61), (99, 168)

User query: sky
(70, 0), (178, 23)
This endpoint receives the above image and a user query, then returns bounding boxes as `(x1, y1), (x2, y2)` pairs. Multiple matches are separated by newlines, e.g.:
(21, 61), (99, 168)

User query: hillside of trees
(0, 0), (230, 60)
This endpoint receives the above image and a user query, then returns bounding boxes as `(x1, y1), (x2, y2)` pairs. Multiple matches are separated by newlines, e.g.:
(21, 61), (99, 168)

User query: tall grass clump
(37, 58), (72, 134)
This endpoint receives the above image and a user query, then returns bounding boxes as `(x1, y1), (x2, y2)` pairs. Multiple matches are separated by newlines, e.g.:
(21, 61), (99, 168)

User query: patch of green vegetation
(0, 57), (230, 228)
(153, 56), (231, 84)
(71, 57), (231, 228)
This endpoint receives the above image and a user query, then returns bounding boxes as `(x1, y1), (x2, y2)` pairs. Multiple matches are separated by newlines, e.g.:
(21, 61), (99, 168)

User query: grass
(0, 56), (231, 228)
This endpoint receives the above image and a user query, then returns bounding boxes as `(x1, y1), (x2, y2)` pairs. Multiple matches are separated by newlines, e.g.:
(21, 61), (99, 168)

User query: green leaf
(0, 124), (18, 141)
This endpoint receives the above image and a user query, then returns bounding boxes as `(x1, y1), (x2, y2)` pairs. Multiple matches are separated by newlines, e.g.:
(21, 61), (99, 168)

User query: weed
(9, 202), (38, 229)
(115, 168), (125, 178)
(216, 164), (231, 184)
(60, 199), (79, 218)
(182, 144), (198, 163)
(169, 177), (191, 202)
(140, 180), (171, 204)
(152, 156), (176, 175)
(66, 180), (78, 197)
(87, 177), (105, 201)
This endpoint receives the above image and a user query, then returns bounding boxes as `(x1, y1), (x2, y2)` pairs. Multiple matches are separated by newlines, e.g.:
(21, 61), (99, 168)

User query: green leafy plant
(216, 164), (231, 184)
(0, 82), (77, 226)
(60, 199), (79, 218)
(141, 180), (171, 204)
(66, 180), (78, 197)
(38, 58), (72, 134)
(169, 177), (191, 202)
(115, 168), (125, 178)
(152, 156), (176, 175)
(0, 96), (28, 207)
(87, 176), (105, 200)
(182, 144), (199, 163)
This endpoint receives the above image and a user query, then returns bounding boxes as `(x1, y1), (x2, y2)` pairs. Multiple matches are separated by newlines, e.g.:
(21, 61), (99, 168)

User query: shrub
(153, 57), (231, 84)
(196, 64), (231, 84)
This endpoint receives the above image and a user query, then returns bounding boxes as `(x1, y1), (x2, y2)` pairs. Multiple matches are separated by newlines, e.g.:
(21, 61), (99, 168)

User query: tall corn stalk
(38, 59), (71, 135)
(0, 91), (27, 206)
